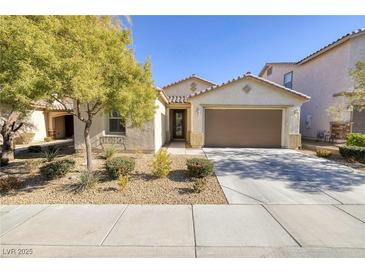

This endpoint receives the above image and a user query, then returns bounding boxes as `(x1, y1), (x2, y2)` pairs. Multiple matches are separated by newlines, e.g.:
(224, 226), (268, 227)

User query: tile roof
(260, 28), (365, 75)
(187, 72), (310, 100)
(167, 95), (188, 104)
(297, 28), (365, 64)
(162, 74), (215, 90)
(34, 99), (74, 111)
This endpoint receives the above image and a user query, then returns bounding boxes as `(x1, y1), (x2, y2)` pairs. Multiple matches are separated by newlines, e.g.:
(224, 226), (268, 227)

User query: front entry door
(173, 110), (185, 139)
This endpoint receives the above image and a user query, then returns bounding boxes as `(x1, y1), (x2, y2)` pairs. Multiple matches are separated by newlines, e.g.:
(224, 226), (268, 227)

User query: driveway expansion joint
(332, 205), (365, 224)
(261, 205), (302, 248)
(99, 205), (129, 246)
(0, 204), (51, 238)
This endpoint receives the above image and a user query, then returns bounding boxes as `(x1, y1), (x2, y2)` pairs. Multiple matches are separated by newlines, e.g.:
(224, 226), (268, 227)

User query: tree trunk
(1, 132), (14, 166)
(84, 121), (93, 171)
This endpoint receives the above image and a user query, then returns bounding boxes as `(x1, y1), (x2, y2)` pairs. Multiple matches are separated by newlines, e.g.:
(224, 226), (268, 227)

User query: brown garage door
(352, 109), (365, 133)
(205, 109), (282, 147)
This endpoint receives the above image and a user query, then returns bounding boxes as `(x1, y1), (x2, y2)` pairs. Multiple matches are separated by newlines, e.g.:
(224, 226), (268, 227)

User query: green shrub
(346, 133), (365, 147)
(74, 171), (98, 192)
(186, 158), (214, 178)
(15, 133), (35, 145)
(339, 146), (365, 163)
(117, 175), (129, 191)
(152, 148), (171, 177)
(0, 176), (23, 193)
(42, 146), (59, 162)
(102, 145), (117, 160)
(44, 136), (53, 142)
(40, 158), (76, 180)
(28, 145), (42, 153)
(316, 149), (332, 158)
(106, 156), (135, 179)
(192, 177), (207, 193)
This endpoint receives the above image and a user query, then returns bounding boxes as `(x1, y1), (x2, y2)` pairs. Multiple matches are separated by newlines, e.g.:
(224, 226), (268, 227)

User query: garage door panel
(353, 110), (365, 133)
(204, 109), (282, 148)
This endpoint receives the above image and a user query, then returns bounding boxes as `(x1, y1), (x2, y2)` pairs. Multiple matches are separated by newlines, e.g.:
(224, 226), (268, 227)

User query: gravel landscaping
(300, 149), (365, 173)
(0, 147), (227, 204)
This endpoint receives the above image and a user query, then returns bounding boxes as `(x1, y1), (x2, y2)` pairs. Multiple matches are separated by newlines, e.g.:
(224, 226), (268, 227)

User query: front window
(283, 71), (293, 89)
(109, 111), (125, 134)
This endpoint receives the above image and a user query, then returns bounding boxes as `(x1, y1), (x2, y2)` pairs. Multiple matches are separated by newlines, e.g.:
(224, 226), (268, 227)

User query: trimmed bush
(186, 158), (214, 178)
(316, 149), (332, 158)
(192, 177), (207, 193)
(152, 148), (171, 177)
(339, 146), (365, 163)
(40, 158), (76, 180)
(15, 133), (35, 145)
(106, 156), (135, 179)
(0, 176), (23, 193)
(44, 136), (53, 142)
(346, 133), (365, 147)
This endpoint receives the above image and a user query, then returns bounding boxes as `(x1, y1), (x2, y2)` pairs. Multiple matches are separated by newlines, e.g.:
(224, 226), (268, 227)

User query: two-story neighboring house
(259, 28), (365, 142)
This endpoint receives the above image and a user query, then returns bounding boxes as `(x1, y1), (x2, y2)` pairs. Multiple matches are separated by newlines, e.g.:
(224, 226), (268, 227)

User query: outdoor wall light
(196, 107), (201, 116)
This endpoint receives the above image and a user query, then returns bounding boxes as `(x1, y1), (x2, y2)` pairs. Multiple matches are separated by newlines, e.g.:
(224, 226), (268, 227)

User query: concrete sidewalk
(1, 204), (364, 258)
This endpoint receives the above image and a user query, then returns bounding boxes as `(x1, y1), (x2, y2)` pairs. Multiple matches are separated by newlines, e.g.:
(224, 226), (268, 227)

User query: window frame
(283, 71), (293, 89)
(108, 111), (126, 135)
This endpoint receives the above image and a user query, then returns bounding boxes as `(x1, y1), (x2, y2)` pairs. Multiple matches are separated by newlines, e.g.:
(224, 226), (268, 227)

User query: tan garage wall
(189, 77), (305, 148)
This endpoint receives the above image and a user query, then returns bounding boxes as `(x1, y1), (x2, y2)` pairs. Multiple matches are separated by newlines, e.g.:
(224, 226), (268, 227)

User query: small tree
(43, 16), (156, 171)
(347, 61), (365, 111)
(328, 61), (365, 122)
(0, 16), (55, 165)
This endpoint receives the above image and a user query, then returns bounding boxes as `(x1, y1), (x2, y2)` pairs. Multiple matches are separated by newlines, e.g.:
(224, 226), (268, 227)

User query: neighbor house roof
(187, 72), (310, 100)
(258, 62), (295, 77)
(167, 95), (188, 104)
(259, 28), (365, 76)
(33, 99), (74, 111)
(162, 74), (216, 90)
(297, 28), (365, 65)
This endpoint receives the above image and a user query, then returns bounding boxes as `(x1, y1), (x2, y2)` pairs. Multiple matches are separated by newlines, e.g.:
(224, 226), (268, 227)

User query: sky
(126, 16), (365, 88)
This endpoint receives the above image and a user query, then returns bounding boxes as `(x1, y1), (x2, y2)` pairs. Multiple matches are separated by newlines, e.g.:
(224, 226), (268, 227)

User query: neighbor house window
(283, 71), (293, 89)
(109, 111), (125, 134)
(267, 66), (272, 76)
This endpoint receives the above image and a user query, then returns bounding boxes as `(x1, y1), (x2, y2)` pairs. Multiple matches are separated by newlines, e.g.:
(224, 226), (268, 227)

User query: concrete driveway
(203, 148), (365, 205)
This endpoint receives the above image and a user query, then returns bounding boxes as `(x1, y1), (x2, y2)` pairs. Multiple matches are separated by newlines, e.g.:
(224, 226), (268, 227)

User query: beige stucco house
(73, 73), (309, 152)
(11, 100), (74, 145)
(259, 28), (365, 142)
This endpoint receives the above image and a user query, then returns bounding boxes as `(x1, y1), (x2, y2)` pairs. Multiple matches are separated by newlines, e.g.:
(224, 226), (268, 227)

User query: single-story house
(13, 100), (74, 145)
(73, 72), (310, 152)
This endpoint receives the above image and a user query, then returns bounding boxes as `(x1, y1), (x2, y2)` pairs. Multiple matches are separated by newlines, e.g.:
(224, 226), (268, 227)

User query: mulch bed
(0, 149), (227, 205)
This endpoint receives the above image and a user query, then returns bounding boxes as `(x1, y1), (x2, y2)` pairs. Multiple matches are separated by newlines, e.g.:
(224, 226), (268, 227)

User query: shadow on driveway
(204, 148), (365, 193)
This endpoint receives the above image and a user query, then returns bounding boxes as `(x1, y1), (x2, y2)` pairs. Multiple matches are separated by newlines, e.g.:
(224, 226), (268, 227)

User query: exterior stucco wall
(154, 98), (167, 152)
(74, 103), (155, 152)
(262, 64), (296, 85)
(30, 110), (47, 142)
(262, 35), (365, 139)
(189, 78), (305, 148)
(163, 78), (214, 97)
